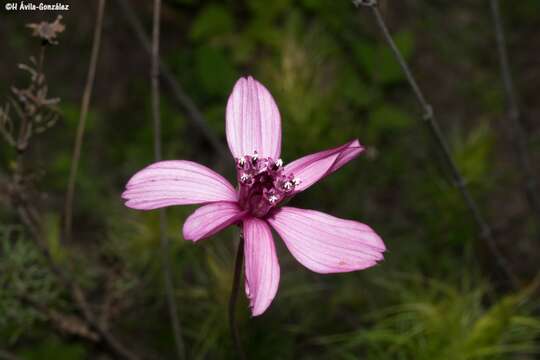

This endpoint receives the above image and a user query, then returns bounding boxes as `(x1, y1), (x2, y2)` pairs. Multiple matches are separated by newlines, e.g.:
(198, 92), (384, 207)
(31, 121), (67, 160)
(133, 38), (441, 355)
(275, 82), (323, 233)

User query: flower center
(236, 152), (300, 218)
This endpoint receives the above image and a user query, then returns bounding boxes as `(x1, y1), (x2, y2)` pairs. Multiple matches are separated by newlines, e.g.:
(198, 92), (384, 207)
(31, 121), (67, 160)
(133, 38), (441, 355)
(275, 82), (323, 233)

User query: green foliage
(43, 213), (65, 263)
(318, 275), (540, 360)
(512, 0), (540, 22)
(194, 46), (236, 96)
(59, 102), (98, 132)
(190, 4), (234, 42)
(341, 67), (382, 108)
(367, 105), (414, 140)
(19, 336), (86, 360)
(354, 31), (415, 85)
(0, 229), (59, 344)
(454, 123), (495, 184)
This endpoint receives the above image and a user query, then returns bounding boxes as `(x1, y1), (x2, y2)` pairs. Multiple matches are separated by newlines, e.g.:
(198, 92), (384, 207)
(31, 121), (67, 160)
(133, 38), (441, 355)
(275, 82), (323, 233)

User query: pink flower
(122, 76), (385, 316)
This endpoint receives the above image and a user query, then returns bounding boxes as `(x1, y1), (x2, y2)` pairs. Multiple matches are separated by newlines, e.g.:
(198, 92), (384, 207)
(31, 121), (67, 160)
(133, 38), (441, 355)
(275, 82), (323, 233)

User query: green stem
(229, 232), (247, 360)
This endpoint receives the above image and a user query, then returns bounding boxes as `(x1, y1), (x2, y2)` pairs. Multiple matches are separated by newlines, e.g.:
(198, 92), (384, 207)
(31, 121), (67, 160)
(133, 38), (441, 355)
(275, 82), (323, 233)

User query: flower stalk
(229, 232), (247, 360)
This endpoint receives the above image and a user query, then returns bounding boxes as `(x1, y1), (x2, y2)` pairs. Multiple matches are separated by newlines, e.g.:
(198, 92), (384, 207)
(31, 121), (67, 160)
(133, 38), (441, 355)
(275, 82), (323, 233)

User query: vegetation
(0, 0), (539, 358)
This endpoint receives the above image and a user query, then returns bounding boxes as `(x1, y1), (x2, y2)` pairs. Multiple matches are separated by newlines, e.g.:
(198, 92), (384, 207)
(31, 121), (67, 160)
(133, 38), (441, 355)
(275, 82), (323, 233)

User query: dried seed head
(27, 15), (65, 45)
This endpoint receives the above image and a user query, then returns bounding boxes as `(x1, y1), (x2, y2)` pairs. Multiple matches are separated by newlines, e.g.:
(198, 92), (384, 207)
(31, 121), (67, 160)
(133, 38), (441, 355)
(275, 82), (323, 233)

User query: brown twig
(151, 0), (186, 358)
(489, 0), (540, 218)
(64, 0), (106, 242)
(15, 293), (99, 342)
(1, 51), (60, 153)
(352, 0), (519, 288)
(115, 0), (229, 159)
(229, 232), (247, 360)
(99, 270), (117, 329)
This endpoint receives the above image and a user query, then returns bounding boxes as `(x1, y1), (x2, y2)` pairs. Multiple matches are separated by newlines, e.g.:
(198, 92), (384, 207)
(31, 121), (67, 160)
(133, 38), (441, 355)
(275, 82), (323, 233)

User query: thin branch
(229, 232), (246, 360)
(151, 0), (186, 358)
(115, 0), (229, 159)
(15, 292), (99, 342)
(489, 0), (540, 217)
(352, 0), (519, 287)
(63, 0), (106, 241)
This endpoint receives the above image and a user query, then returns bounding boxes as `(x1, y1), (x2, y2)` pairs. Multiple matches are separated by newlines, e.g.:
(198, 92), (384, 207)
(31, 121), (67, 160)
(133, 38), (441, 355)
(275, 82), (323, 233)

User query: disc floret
(236, 152), (300, 217)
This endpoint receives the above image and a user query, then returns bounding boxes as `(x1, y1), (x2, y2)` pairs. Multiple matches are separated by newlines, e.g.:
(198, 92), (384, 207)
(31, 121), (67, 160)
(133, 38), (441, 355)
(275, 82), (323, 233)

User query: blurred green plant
(316, 274), (540, 360)
(0, 226), (60, 344)
(19, 336), (86, 360)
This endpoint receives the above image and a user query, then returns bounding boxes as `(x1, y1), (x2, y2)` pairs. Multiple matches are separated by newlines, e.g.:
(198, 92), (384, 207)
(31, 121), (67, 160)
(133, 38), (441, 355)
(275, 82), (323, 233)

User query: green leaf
(353, 41), (377, 76)
(204, 104), (226, 138)
(59, 103), (97, 131)
(44, 213), (64, 263)
(194, 46), (236, 96)
(245, 19), (283, 49)
(190, 4), (234, 41)
(394, 30), (415, 62)
(369, 105), (414, 132)
(360, 31), (415, 85)
(465, 293), (519, 351)
(341, 70), (381, 108)
(20, 336), (86, 360)
(247, 0), (291, 20)
(454, 123), (494, 183)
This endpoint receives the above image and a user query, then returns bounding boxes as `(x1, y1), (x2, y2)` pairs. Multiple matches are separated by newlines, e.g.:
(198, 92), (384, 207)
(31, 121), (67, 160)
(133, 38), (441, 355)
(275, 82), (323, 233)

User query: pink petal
(243, 217), (280, 316)
(267, 207), (385, 274)
(122, 160), (237, 210)
(183, 202), (247, 242)
(226, 76), (281, 160)
(284, 139), (364, 193)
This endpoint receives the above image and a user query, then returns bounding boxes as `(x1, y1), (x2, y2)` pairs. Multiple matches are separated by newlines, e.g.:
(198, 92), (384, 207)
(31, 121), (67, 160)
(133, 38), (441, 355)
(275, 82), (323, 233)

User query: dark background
(0, 0), (539, 358)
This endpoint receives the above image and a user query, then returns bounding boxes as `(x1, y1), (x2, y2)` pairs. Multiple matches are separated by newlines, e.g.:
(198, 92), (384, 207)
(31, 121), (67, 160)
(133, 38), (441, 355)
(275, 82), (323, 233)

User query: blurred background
(1, 0), (539, 359)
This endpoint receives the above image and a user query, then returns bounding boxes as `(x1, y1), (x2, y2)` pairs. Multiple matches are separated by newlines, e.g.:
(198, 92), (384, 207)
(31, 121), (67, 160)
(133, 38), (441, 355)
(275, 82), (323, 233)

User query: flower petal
(267, 207), (385, 274)
(226, 76), (281, 160)
(243, 217), (280, 316)
(122, 160), (237, 210)
(284, 139), (364, 193)
(183, 202), (246, 242)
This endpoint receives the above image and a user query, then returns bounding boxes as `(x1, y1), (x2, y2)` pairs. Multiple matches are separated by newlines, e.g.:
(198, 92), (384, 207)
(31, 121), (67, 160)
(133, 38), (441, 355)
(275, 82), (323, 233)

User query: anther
(240, 173), (252, 184)
(292, 177), (301, 186)
(283, 181), (293, 191)
(275, 159), (283, 168)
(268, 194), (279, 204)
